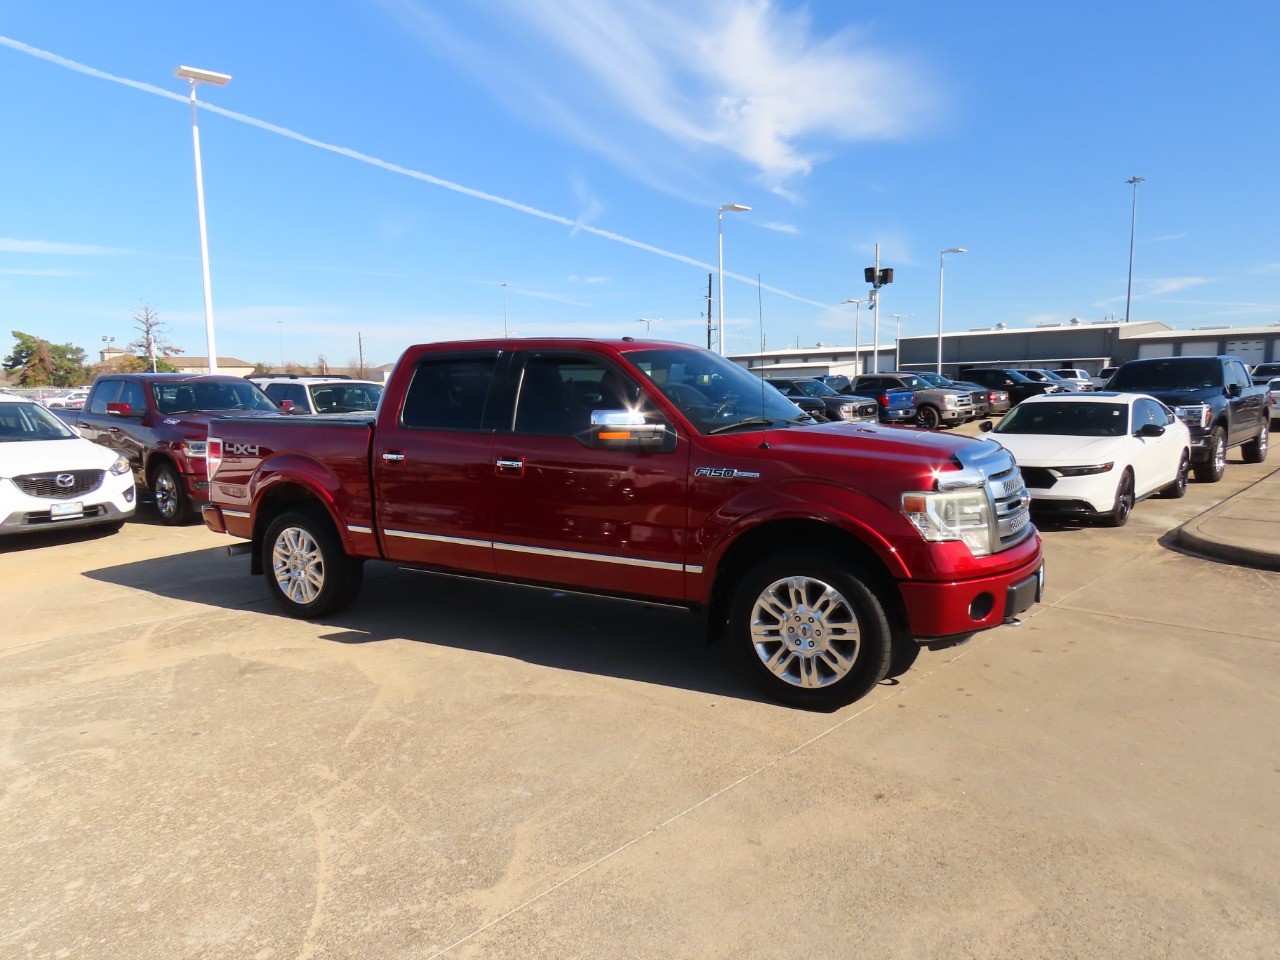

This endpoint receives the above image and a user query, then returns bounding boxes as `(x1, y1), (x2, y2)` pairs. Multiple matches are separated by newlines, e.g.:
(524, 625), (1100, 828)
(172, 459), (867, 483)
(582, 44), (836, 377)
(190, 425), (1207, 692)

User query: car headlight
(1173, 404), (1212, 429)
(943, 395), (959, 408)
(181, 440), (208, 458)
(837, 403), (856, 420)
(1051, 462), (1114, 477)
(110, 455), (130, 476)
(902, 488), (993, 557)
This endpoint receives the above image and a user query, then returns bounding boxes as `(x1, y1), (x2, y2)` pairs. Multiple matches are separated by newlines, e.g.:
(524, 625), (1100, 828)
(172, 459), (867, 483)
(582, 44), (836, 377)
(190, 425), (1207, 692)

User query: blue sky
(2, 1), (1278, 369)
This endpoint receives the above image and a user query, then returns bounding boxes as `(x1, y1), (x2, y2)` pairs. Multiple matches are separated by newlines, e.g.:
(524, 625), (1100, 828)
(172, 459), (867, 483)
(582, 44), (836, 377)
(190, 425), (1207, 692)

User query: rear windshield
(1110, 359), (1222, 391)
(1253, 363), (1280, 377)
(995, 401), (1128, 437)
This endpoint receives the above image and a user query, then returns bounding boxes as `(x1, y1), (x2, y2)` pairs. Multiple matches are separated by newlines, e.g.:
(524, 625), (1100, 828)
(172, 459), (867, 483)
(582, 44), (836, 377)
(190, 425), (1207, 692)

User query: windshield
(1253, 363), (1280, 377)
(308, 382), (383, 412)
(153, 380), (279, 414)
(628, 348), (811, 433)
(0, 401), (79, 442)
(919, 373), (955, 387)
(1110, 359), (1223, 391)
(1018, 369), (1064, 383)
(794, 379), (840, 397)
(895, 374), (929, 390)
(995, 401), (1129, 437)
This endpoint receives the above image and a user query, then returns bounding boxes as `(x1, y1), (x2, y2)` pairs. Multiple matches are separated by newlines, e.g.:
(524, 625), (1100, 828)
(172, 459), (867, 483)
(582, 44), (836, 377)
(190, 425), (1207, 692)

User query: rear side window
(401, 356), (500, 430)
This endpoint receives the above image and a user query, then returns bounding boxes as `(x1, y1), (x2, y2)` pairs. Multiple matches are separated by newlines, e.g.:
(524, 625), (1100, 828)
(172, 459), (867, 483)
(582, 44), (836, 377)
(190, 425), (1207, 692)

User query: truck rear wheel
(1242, 420), (1269, 464)
(263, 510), (363, 618)
(729, 554), (893, 711)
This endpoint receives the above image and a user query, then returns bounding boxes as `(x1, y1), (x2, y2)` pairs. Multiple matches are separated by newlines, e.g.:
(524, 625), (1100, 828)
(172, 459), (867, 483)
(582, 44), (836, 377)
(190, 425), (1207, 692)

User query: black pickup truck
(1108, 356), (1270, 481)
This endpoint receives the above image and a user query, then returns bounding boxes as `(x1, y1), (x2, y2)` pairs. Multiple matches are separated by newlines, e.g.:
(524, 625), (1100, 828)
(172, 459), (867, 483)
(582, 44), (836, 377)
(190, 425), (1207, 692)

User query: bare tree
(347, 357), (373, 380)
(128, 303), (183, 372)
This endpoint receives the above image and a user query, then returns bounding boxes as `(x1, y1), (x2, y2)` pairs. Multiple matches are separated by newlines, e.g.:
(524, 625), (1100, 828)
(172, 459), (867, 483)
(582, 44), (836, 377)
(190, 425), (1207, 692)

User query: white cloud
(760, 222), (799, 235)
(0, 237), (130, 256)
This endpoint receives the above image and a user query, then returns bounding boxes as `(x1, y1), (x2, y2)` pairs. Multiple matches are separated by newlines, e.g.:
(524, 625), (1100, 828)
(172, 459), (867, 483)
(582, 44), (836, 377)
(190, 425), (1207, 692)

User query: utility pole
(358, 331), (365, 376)
(705, 273), (714, 350)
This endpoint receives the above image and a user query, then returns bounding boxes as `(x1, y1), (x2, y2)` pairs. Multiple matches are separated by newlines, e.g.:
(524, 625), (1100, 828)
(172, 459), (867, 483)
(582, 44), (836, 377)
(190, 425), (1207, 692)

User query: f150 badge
(694, 466), (760, 479)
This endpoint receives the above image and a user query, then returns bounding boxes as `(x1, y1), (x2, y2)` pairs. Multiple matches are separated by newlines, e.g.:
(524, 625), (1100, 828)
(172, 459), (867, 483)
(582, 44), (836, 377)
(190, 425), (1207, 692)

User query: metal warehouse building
(731, 320), (1280, 379)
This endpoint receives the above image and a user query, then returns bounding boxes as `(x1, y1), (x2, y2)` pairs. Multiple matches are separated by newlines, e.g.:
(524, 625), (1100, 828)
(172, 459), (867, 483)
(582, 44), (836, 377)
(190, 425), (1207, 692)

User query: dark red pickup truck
(203, 339), (1043, 709)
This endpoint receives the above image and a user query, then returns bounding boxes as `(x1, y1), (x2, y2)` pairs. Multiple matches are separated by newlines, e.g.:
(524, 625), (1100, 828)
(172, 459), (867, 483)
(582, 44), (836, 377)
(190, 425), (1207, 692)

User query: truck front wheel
(263, 510), (363, 618)
(729, 554), (893, 711)
(1193, 427), (1227, 483)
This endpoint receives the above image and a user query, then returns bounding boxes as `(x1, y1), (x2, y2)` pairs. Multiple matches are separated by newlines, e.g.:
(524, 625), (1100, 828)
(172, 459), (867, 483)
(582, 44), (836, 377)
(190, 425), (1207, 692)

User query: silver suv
(249, 376), (384, 415)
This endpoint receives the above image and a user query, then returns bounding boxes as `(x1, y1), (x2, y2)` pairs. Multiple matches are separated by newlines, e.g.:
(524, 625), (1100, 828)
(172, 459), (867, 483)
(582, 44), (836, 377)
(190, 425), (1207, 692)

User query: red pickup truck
(203, 339), (1043, 710)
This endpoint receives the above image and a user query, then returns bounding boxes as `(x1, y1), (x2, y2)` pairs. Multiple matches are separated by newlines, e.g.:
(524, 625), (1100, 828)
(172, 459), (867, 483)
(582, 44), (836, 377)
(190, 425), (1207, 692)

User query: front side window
(87, 380), (123, 414)
(118, 381), (147, 413)
(513, 354), (655, 436)
(401, 356), (499, 430)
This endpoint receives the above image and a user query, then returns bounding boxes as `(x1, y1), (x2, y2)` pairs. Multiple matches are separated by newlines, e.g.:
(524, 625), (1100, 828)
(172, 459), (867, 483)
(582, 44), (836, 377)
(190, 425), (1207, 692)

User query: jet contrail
(0, 36), (828, 310)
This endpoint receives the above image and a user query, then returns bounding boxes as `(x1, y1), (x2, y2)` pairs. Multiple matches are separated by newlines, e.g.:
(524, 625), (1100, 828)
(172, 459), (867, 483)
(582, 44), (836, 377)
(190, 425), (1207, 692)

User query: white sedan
(0, 394), (136, 536)
(980, 392), (1191, 527)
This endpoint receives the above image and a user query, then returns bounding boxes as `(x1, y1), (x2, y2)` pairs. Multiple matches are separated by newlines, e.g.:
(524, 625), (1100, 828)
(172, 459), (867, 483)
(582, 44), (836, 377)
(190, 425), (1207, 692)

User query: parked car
(766, 378), (878, 423)
(0, 394), (135, 536)
(1251, 362), (1280, 385)
(41, 390), (86, 409)
(960, 368), (1055, 405)
(75, 373), (282, 524)
(248, 375), (384, 415)
(1011, 368), (1088, 392)
(980, 392), (1191, 526)
(1107, 356), (1270, 482)
(201, 338), (1043, 711)
(838, 377), (917, 424)
(1268, 378), (1280, 422)
(917, 372), (1004, 419)
(1053, 368), (1096, 391)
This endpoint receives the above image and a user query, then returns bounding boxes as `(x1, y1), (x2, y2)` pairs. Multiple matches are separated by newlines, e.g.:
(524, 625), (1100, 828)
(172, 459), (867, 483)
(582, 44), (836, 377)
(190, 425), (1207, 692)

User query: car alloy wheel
(272, 525), (325, 606)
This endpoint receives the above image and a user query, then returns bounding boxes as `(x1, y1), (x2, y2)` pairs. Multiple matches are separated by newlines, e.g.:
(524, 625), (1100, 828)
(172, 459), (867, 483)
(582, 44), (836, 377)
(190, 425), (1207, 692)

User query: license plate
(50, 501), (84, 519)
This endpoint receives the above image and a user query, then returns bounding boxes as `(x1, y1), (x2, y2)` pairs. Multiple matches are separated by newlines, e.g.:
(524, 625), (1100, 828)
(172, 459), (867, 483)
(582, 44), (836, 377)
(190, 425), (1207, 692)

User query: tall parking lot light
(842, 298), (870, 374)
(176, 65), (231, 374)
(717, 204), (750, 355)
(937, 248), (966, 374)
(1124, 177), (1145, 323)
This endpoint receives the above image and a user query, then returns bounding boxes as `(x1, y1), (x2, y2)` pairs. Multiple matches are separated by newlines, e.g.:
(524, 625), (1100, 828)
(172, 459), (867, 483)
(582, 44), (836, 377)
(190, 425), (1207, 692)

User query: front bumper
(899, 549), (1045, 639)
(881, 407), (917, 422)
(0, 477), (136, 535)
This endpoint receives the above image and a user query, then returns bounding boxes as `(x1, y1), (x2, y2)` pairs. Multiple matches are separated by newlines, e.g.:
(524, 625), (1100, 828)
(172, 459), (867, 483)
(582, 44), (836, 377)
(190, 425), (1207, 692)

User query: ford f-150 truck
(202, 339), (1043, 710)
(1107, 356), (1270, 482)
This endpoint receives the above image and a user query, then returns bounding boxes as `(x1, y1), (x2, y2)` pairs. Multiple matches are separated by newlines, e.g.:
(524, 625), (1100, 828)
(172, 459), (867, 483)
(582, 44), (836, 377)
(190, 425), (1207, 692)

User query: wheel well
(145, 454), (176, 484)
(249, 483), (335, 576)
(705, 519), (907, 645)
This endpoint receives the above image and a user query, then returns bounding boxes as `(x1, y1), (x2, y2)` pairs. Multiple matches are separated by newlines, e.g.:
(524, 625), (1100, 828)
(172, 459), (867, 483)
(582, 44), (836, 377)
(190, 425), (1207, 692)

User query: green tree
(3, 331), (89, 386)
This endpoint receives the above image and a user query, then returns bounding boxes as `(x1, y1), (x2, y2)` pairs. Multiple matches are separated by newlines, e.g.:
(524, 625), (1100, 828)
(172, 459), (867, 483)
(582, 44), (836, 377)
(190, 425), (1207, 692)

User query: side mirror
(280, 399), (296, 413)
(1227, 383), (1242, 398)
(106, 401), (135, 417)
(979, 420), (994, 432)
(1137, 423), (1165, 438)
(586, 410), (671, 452)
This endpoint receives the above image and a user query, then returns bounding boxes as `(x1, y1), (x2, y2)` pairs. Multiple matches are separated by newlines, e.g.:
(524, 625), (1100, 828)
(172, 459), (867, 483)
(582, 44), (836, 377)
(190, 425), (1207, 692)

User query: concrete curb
(1174, 464), (1280, 571)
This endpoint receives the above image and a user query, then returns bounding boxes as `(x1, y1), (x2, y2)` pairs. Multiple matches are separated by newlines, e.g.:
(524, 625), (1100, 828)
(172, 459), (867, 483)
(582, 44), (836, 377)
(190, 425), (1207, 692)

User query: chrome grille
(14, 470), (104, 500)
(988, 464), (1033, 548)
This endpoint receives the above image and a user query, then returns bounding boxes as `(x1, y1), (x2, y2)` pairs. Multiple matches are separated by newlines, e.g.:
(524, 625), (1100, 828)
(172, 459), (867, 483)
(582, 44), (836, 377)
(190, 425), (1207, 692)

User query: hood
(157, 409), (281, 433)
(1126, 386), (1219, 406)
(0, 436), (117, 478)
(990, 433), (1124, 466)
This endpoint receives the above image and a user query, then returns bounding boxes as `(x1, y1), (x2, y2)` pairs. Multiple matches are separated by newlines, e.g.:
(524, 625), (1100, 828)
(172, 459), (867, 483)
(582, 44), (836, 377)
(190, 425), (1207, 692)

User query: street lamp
(889, 314), (913, 370)
(637, 317), (662, 336)
(841, 298), (870, 374)
(717, 203), (751, 356)
(1124, 176), (1145, 323)
(937, 248), (966, 374)
(176, 65), (231, 374)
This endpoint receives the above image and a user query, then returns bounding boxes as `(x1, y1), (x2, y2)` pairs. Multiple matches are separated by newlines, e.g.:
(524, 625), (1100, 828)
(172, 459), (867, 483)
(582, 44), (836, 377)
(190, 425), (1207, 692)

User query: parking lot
(2, 439), (1278, 959)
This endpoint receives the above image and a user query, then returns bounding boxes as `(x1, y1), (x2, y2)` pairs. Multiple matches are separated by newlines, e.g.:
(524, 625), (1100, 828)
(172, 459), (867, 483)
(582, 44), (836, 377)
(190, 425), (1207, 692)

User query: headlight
(1051, 462), (1114, 477)
(181, 440), (208, 458)
(837, 403), (856, 420)
(902, 488), (993, 557)
(1173, 404), (1211, 429)
(943, 395), (959, 408)
(110, 456), (130, 476)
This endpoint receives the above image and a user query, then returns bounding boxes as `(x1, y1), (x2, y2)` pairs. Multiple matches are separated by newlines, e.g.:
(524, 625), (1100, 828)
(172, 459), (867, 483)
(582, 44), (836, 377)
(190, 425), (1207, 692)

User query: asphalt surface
(2, 428), (1278, 959)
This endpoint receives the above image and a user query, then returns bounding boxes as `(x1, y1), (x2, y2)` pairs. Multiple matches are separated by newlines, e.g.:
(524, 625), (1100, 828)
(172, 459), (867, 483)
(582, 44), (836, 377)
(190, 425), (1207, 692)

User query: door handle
(495, 457), (525, 477)
(381, 451), (406, 463)
(108, 427), (120, 433)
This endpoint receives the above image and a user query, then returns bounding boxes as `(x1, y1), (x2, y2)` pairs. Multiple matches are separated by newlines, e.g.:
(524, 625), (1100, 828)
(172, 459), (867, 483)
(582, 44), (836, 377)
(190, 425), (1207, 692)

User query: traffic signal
(864, 267), (894, 286)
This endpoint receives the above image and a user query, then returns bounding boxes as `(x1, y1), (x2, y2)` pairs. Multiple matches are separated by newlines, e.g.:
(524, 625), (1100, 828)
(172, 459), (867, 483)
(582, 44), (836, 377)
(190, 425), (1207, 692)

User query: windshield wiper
(708, 417), (779, 435)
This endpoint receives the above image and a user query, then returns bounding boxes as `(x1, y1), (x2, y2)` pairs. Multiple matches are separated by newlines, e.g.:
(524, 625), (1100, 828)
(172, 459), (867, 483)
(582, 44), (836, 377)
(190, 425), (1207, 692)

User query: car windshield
(919, 373), (955, 387)
(627, 348), (810, 434)
(153, 380), (279, 414)
(894, 374), (929, 390)
(1110, 359), (1223, 391)
(1019, 369), (1066, 382)
(995, 401), (1128, 437)
(1253, 364), (1280, 377)
(793, 379), (840, 397)
(308, 383), (383, 412)
(0, 401), (79, 442)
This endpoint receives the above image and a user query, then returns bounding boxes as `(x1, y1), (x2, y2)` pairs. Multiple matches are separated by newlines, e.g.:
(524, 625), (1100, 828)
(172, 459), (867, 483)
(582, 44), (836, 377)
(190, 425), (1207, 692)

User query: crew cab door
(373, 350), (509, 573)
(1225, 360), (1263, 443)
(489, 351), (691, 601)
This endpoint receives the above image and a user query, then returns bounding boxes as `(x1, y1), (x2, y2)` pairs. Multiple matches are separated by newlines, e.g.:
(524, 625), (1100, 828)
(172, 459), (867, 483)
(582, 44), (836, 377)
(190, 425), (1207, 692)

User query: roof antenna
(757, 273), (770, 450)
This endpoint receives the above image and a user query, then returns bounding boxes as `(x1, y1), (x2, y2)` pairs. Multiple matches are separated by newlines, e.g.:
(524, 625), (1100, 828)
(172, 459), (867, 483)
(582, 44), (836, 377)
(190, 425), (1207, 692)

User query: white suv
(248, 376), (384, 415)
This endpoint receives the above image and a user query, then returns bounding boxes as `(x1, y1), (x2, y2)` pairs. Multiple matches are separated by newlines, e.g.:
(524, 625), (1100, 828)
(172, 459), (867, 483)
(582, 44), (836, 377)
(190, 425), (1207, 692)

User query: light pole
(499, 282), (509, 336)
(717, 203), (751, 355)
(888, 314), (913, 370)
(1124, 176), (1145, 323)
(841, 298), (870, 374)
(937, 248), (966, 374)
(175, 65), (231, 374)
(636, 317), (662, 336)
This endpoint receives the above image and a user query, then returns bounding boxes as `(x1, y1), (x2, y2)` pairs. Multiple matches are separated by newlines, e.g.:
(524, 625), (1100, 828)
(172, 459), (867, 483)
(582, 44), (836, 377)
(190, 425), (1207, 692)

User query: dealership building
(730, 320), (1280, 380)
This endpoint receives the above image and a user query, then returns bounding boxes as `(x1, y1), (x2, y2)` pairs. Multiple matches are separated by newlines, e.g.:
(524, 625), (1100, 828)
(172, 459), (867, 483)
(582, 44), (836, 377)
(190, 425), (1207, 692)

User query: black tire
(262, 509), (364, 618)
(1158, 450), (1190, 499)
(1241, 419), (1269, 464)
(1100, 469), (1135, 527)
(728, 553), (893, 711)
(917, 405), (941, 430)
(150, 461), (191, 525)
(1193, 427), (1227, 483)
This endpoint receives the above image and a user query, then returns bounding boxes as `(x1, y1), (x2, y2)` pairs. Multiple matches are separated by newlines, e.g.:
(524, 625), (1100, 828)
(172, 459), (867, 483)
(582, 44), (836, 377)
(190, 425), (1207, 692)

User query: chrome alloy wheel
(1212, 433), (1227, 474)
(272, 525), (325, 606)
(749, 576), (862, 689)
(154, 470), (178, 518)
